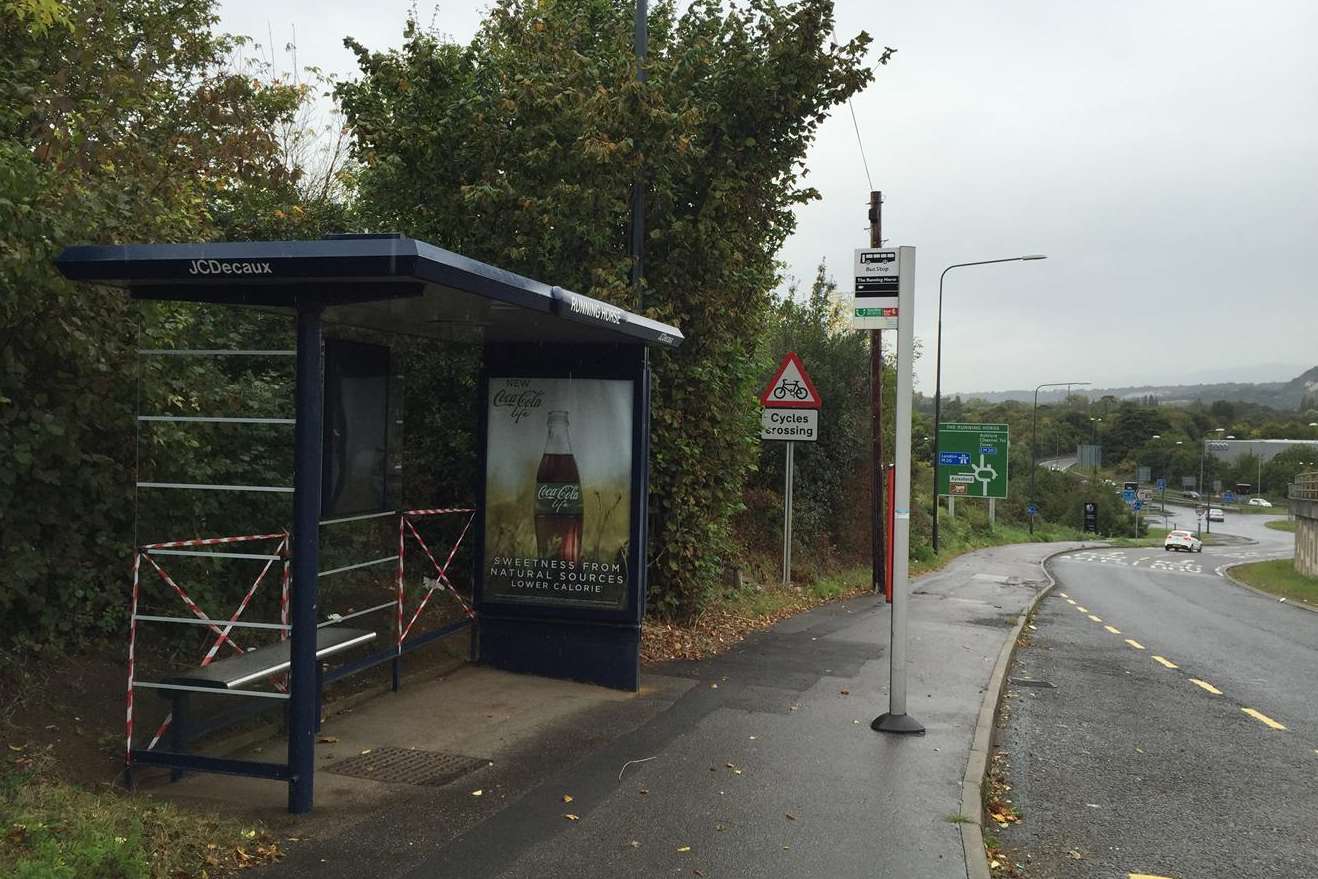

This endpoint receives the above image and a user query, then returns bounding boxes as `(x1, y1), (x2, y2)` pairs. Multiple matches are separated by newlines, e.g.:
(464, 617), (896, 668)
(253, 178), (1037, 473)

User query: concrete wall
(1291, 496), (1318, 577)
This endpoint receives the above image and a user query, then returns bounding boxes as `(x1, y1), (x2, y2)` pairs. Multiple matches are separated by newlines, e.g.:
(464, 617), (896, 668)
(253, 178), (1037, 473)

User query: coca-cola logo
(493, 383), (543, 423)
(537, 482), (582, 514)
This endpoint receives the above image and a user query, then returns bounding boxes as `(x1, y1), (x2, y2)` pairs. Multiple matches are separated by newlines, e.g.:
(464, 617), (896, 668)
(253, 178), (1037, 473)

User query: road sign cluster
(851, 248), (904, 330)
(759, 352), (820, 442)
(935, 423), (1009, 498)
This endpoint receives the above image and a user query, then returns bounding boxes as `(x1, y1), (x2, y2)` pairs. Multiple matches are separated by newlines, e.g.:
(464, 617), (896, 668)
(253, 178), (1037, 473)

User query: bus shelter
(56, 234), (682, 813)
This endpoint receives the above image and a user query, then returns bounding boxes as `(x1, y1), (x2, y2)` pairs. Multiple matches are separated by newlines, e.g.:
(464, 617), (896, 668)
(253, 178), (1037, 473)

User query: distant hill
(959, 366), (1318, 409)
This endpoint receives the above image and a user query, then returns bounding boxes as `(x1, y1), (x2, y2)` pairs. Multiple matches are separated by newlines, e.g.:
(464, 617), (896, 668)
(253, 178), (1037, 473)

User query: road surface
(997, 511), (1316, 878)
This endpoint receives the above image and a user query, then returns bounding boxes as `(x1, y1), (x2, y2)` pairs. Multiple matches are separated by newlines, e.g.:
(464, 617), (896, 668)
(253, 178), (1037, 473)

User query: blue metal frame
(53, 234), (680, 812)
(130, 750), (293, 781)
(325, 618), (473, 685)
(288, 303), (324, 813)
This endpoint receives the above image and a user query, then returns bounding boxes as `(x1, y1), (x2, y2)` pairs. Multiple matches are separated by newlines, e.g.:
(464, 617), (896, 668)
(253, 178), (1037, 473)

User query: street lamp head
(1019, 254), (1048, 261)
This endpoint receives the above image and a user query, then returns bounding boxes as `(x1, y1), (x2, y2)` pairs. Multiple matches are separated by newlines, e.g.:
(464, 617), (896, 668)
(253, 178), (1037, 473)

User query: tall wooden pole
(869, 191), (886, 598)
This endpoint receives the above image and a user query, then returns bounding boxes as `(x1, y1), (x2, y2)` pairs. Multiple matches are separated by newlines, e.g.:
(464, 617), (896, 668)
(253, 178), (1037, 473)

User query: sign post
(759, 352), (821, 587)
(1083, 501), (1098, 533)
(870, 246), (923, 736)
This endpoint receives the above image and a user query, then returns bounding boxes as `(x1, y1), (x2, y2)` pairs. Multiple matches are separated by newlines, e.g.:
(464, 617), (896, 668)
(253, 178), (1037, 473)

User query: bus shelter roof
(55, 234), (683, 349)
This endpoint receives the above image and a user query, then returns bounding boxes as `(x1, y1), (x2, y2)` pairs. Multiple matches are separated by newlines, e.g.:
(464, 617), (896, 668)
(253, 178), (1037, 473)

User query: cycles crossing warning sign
(759, 352), (821, 410)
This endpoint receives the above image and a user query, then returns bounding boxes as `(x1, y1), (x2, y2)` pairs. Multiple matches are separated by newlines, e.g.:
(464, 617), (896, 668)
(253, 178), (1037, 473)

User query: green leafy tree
(335, 0), (875, 616)
(0, 0), (307, 646)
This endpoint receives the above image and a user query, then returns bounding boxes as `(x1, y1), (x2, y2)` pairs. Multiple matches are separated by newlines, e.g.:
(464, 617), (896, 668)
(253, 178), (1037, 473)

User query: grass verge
(1265, 519), (1297, 533)
(1100, 527), (1170, 548)
(1229, 559), (1318, 608)
(0, 753), (280, 879)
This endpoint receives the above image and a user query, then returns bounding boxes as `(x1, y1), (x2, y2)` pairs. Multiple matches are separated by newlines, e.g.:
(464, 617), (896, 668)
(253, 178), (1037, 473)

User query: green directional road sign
(936, 422), (1009, 499)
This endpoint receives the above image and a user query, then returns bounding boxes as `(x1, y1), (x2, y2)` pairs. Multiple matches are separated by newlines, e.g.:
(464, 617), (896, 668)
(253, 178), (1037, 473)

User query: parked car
(1164, 530), (1203, 552)
(1208, 507), (1225, 522)
(1184, 490), (1201, 500)
(1248, 497), (1273, 507)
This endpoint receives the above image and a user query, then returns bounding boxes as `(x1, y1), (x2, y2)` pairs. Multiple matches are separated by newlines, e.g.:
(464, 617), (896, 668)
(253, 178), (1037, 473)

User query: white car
(1164, 530), (1203, 552)
(1248, 497), (1273, 508)
(1208, 507), (1225, 522)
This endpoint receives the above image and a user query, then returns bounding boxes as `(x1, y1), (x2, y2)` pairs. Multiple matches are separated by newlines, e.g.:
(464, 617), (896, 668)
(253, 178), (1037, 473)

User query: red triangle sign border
(759, 351), (822, 409)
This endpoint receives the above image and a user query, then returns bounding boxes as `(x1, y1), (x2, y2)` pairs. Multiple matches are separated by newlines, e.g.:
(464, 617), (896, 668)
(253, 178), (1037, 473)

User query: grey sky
(219, 0), (1318, 394)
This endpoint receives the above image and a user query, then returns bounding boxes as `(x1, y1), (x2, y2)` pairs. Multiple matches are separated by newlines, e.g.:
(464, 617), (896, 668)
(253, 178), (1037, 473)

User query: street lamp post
(931, 255), (1047, 552)
(1089, 417), (1103, 475)
(1030, 381), (1091, 534)
(1199, 427), (1225, 536)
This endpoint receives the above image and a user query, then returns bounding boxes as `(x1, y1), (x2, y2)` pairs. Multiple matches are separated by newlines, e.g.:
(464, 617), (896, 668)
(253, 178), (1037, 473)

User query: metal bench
(158, 627), (375, 779)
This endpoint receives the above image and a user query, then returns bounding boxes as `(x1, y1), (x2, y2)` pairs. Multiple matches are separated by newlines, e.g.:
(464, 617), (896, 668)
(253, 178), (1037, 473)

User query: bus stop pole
(289, 303), (324, 814)
(874, 246), (924, 735)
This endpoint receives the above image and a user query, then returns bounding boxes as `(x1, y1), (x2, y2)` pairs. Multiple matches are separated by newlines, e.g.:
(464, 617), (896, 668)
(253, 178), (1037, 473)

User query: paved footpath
(246, 541), (1089, 879)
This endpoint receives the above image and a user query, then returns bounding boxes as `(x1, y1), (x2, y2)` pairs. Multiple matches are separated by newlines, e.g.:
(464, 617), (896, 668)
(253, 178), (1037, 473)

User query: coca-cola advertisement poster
(483, 377), (633, 609)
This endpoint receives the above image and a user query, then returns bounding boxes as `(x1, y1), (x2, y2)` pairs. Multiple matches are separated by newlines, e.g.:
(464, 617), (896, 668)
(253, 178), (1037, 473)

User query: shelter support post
(288, 303), (324, 815)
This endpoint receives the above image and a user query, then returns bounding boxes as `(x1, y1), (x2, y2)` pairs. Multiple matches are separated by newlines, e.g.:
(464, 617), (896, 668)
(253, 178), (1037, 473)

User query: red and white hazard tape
(402, 507), (475, 517)
(125, 553), (142, 766)
(399, 514), (476, 641)
(143, 531), (286, 550)
(130, 533), (289, 755)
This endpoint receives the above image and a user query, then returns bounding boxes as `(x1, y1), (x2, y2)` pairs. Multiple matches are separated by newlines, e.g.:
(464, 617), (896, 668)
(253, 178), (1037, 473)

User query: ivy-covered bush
(336, 0), (875, 617)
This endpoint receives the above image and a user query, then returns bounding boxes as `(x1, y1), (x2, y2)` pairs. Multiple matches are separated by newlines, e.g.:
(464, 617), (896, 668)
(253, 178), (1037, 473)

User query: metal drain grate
(324, 746), (488, 786)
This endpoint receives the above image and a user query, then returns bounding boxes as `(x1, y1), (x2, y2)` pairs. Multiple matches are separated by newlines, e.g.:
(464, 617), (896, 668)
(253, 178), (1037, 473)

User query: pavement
(147, 540), (1092, 879)
(998, 513), (1317, 878)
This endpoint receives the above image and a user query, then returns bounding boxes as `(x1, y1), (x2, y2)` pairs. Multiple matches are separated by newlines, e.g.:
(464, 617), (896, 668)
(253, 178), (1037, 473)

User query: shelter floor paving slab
(152, 541), (1089, 878)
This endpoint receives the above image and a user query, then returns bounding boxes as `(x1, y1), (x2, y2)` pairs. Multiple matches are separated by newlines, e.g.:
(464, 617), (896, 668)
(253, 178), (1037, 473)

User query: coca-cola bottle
(535, 410), (583, 562)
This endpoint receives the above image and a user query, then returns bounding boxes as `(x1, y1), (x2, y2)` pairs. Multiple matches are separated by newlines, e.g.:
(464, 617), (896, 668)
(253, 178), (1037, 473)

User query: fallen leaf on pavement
(839, 689), (850, 695)
(626, 841), (640, 848)
(1069, 849), (1083, 860)
(471, 790), (483, 797)
(785, 813), (797, 821)
(563, 814), (580, 822)
(317, 736), (338, 744)
(676, 845), (691, 853)
(562, 794), (574, 803)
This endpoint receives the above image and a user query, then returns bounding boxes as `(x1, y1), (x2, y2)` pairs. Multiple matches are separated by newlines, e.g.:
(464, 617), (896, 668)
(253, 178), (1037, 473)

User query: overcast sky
(219, 0), (1318, 393)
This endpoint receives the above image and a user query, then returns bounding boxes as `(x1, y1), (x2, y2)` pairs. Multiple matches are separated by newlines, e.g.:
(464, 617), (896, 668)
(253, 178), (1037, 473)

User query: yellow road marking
(1088, 614), (1103, 622)
(1152, 655), (1178, 669)
(1124, 639), (1145, 650)
(1059, 592), (1069, 598)
(1242, 708), (1286, 730)
(1189, 678), (1221, 695)
(1104, 625), (1121, 634)
(1066, 598), (1076, 605)
(1077, 606), (1089, 613)
(1129, 874), (1176, 879)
